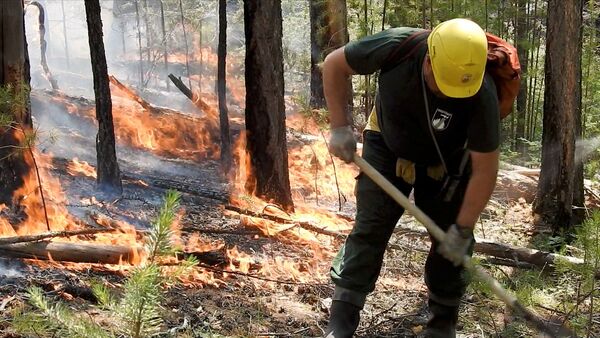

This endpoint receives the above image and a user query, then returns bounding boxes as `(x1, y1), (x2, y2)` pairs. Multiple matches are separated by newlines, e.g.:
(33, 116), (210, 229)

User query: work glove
(329, 125), (356, 163)
(437, 224), (473, 267)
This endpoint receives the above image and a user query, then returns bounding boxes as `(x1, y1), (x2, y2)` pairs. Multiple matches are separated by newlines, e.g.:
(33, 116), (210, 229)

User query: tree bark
(84, 0), (123, 193)
(244, 0), (294, 211)
(218, 0), (232, 172)
(514, 0), (528, 157)
(534, 0), (584, 230)
(309, 0), (352, 110)
(0, 0), (33, 205)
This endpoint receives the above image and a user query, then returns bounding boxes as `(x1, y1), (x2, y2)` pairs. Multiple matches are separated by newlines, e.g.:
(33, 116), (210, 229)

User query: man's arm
(322, 47), (356, 128)
(455, 150), (499, 229)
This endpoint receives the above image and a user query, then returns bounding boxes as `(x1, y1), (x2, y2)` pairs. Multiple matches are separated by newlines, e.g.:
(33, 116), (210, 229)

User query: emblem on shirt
(431, 109), (452, 131)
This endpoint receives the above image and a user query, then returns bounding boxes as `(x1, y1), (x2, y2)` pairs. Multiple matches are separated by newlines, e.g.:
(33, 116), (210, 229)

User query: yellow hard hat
(427, 18), (488, 98)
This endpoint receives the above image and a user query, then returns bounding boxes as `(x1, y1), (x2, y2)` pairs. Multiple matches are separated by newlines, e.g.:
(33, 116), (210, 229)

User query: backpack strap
(381, 29), (431, 73)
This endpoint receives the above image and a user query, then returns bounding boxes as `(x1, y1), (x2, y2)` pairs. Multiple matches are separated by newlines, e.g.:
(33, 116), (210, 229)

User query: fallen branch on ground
(0, 228), (115, 245)
(393, 227), (600, 279)
(224, 205), (345, 237)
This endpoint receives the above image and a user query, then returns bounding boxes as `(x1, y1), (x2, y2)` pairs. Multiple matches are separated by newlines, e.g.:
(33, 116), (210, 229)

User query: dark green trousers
(331, 131), (473, 308)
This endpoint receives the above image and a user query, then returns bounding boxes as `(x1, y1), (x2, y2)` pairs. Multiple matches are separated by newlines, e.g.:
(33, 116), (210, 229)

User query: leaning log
(168, 73), (219, 129)
(0, 241), (143, 264)
(109, 75), (154, 111)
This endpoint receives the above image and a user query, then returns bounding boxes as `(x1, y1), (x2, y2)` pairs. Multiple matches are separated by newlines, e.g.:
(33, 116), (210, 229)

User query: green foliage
(119, 265), (163, 338)
(90, 279), (116, 310)
(146, 189), (181, 262)
(14, 286), (111, 338)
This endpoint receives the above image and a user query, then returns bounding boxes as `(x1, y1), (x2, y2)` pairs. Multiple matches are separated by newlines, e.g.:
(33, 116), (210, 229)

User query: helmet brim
(431, 62), (485, 98)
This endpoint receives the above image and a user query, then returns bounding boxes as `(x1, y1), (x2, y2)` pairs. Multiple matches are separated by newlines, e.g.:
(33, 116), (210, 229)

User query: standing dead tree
(27, 2), (59, 90)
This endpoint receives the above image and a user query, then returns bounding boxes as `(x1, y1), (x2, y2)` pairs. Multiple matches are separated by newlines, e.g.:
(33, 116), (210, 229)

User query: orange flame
(66, 158), (97, 178)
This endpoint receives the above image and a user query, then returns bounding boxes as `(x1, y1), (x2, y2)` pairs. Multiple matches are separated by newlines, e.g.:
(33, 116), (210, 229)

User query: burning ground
(0, 82), (364, 337)
(0, 83), (598, 336)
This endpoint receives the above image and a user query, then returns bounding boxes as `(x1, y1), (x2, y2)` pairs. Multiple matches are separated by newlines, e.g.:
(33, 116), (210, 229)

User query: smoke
(576, 135), (600, 164)
(0, 259), (23, 278)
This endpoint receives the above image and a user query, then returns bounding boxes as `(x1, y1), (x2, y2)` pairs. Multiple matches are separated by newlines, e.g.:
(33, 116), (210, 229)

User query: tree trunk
(0, 0), (33, 205)
(159, 0), (169, 91)
(218, 0), (232, 172)
(84, 0), (123, 193)
(60, 0), (70, 68)
(533, 0), (583, 230)
(514, 0), (528, 157)
(29, 2), (58, 90)
(135, 0), (144, 87)
(309, 0), (352, 110)
(244, 0), (294, 211)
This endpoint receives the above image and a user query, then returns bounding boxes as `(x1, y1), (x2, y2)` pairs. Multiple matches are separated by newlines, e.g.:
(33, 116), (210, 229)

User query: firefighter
(323, 18), (500, 338)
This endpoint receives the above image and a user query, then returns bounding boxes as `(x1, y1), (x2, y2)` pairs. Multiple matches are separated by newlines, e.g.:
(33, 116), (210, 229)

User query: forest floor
(0, 89), (597, 338)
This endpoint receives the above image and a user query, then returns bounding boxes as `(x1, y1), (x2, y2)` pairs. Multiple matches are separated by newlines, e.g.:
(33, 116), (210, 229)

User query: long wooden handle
(353, 154), (575, 338)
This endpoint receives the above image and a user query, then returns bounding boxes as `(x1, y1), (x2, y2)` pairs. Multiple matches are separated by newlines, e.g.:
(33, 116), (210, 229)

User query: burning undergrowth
(1, 84), (358, 290)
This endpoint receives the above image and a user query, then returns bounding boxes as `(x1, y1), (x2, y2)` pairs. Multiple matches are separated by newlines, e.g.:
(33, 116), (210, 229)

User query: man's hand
(437, 224), (473, 267)
(329, 126), (357, 163)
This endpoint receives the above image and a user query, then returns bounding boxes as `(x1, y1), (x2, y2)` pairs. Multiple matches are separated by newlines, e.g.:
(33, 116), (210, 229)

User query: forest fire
(47, 88), (222, 161)
(66, 157), (97, 178)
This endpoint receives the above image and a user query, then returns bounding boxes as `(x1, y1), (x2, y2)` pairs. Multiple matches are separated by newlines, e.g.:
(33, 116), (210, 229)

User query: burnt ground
(0, 90), (597, 337)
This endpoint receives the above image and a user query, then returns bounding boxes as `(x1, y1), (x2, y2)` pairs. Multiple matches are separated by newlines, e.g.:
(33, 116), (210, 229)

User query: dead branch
(224, 205), (345, 237)
(181, 226), (262, 237)
(0, 228), (115, 245)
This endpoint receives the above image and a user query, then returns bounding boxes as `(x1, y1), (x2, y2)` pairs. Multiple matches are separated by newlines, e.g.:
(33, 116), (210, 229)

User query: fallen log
(0, 241), (143, 264)
(393, 227), (600, 279)
(0, 228), (115, 245)
(109, 75), (154, 111)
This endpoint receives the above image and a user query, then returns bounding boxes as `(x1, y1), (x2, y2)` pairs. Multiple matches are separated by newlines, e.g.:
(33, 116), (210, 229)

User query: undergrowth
(12, 190), (198, 338)
(468, 211), (600, 337)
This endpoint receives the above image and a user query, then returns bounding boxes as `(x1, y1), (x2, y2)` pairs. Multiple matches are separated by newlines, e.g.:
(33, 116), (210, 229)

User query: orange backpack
(383, 30), (521, 118)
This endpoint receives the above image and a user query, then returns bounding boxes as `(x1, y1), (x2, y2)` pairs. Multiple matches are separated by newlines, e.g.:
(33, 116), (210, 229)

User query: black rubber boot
(324, 300), (361, 338)
(423, 300), (459, 338)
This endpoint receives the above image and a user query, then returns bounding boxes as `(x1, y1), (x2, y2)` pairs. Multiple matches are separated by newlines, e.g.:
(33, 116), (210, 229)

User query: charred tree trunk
(514, 0), (528, 157)
(533, 0), (583, 230)
(0, 0), (33, 205)
(244, 0), (294, 211)
(309, 0), (352, 110)
(84, 0), (123, 193)
(218, 0), (232, 172)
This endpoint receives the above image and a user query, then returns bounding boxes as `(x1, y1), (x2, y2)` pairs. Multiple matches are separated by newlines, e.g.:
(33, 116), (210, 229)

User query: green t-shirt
(345, 27), (500, 168)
